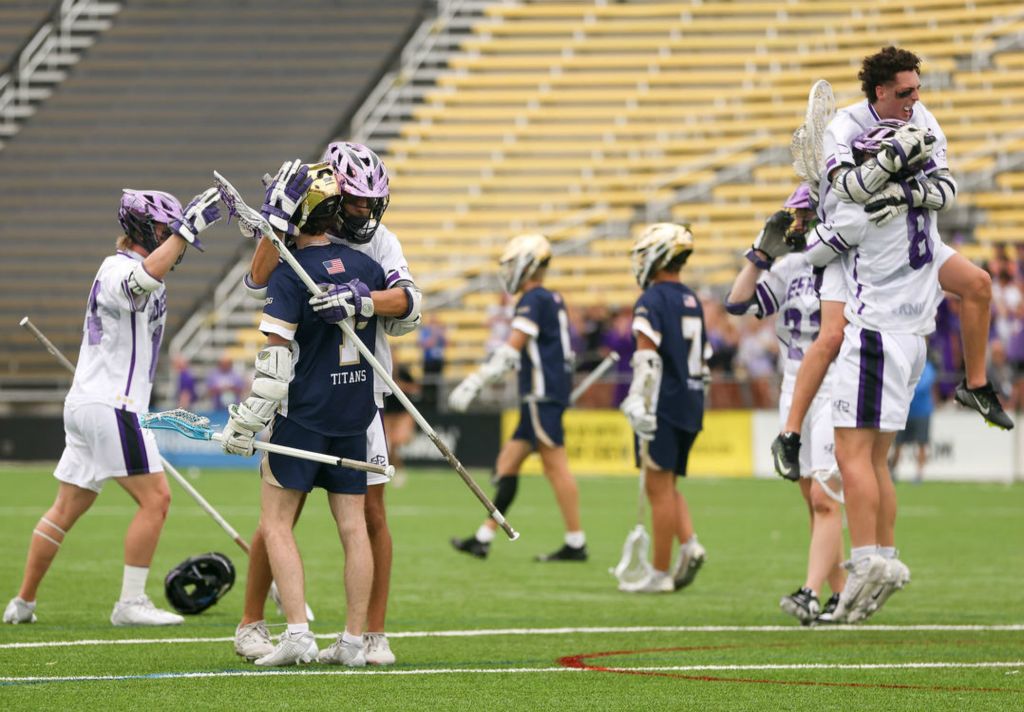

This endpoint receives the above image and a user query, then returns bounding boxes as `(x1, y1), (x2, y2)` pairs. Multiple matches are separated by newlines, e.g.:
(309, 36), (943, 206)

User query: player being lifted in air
(449, 234), (587, 562)
(4, 187), (221, 626)
(620, 224), (709, 594)
(221, 161), (388, 666)
(725, 186), (846, 623)
(231, 144), (419, 667)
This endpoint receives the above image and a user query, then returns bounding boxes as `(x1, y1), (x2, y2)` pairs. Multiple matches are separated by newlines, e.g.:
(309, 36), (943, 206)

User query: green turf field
(0, 466), (1021, 710)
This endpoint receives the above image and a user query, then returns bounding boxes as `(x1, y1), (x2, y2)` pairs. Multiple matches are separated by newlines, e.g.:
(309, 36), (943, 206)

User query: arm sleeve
(510, 291), (540, 338)
(631, 294), (663, 347)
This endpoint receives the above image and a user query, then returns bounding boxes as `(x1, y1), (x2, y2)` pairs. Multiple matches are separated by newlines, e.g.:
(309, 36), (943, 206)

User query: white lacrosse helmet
(630, 223), (694, 288)
(498, 233), (552, 294)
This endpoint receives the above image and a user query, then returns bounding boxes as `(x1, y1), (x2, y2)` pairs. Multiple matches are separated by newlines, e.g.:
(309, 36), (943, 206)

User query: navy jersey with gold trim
(511, 286), (574, 405)
(632, 281), (707, 432)
(259, 244), (385, 437)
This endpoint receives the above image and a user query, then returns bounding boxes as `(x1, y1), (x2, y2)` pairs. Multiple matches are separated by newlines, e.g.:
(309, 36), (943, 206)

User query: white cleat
(234, 620), (275, 661)
(110, 595), (184, 626)
(832, 555), (888, 624)
(363, 632), (396, 665)
(318, 635), (367, 667)
(620, 569), (674, 593)
(863, 557), (911, 618)
(255, 630), (318, 667)
(671, 541), (706, 591)
(3, 597), (37, 624)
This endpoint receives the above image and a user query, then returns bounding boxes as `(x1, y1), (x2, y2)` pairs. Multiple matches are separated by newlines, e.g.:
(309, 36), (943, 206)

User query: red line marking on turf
(558, 647), (1018, 694)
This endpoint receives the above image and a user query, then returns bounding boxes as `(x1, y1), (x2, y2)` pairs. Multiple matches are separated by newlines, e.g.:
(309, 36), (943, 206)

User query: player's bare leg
(452, 439), (531, 557)
(784, 301), (846, 434)
(801, 478), (844, 595)
(644, 465), (677, 573)
(240, 495), (307, 627)
(16, 483), (97, 602)
(834, 428), (880, 549)
(672, 489), (694, 546)
(258, 482), (307, 624)
(116, 473), (172, 568)
(328, 492), (372, 638)
(873, 432), (899, 549)
(364, 484), (391, 633)
(537, 444), (580, 532)
(939, 254), (991, 389)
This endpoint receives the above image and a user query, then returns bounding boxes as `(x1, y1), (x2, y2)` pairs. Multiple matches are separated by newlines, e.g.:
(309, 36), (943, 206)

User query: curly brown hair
(859, 46), (921, 102)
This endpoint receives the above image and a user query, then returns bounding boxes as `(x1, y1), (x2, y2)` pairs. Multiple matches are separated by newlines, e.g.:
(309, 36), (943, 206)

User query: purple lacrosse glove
(261, 160), (312, 237)
(170, 187), (222, 251)
(309, 279), (374, 327)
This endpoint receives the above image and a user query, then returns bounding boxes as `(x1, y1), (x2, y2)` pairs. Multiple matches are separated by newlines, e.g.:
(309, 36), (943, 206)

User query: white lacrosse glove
(309, 279), (374, 327)
(221, 405), (261, 457)
(170, 187), (222, 250)
(863, 182), (911, 226)
(261, 159), (312, 237)
(448, 372), (484, 413)
(747, 210), (795, 268)
(877, 125), (935, 175)
(621, 394), (657, 442)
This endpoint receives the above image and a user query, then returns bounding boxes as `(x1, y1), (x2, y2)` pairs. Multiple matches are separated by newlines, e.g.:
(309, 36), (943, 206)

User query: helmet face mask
(118, 189), (183, 254)
(164, 552), (236, 615)
(324, 141), (390, 244)
(630, 223), (694, 288)
(498, 233), (552, 294)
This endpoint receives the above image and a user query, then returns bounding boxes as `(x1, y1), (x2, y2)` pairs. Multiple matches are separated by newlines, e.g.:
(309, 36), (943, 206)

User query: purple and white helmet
(851, 118), (909, 163)
(323, 141), (390, 244)
(118, 189), (183, 253)
(783, 183), (813, 210)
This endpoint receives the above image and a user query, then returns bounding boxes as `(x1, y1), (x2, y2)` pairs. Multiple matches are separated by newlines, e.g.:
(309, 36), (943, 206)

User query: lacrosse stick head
(212, 171), (273, 241)
(324, 141), (390, 244)
(119, 189), (184, 253)
(814, 468), (845, 505)
(791, 79), (835, 191)
(612, 524), (654, 590)
(139, 409), (214, 441)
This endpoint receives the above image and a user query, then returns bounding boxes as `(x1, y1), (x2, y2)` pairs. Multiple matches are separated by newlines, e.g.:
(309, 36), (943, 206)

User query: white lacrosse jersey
(328, 222), (415, 396)
(66, 250), (167, 412)
(750, 253), (834, 394)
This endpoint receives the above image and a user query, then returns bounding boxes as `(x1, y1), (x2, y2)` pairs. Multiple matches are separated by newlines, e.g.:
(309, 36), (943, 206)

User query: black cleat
(535, 544), (588, 562)
(771, 432), (802, 481)
(954, 379), (1014, 430)
(779, 586), (820, 625)
(450, 536), (489, 559)
(813, 592), (843, 625)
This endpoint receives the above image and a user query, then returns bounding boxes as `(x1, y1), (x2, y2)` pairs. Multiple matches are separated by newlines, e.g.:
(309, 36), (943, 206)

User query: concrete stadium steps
(0, 2), (52, 66)
(0, 0), (423, 388)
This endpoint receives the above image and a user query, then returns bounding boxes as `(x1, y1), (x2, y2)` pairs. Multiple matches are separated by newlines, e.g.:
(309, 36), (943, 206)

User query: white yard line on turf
(1, 661), (1022, 684)
(1, 624), (1022, 650)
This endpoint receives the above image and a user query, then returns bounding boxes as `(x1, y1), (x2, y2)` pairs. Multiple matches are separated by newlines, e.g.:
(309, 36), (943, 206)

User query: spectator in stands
(419, 315), (447, 408)
(173, 353), (198, 409)
(205, 354), (246, 412)
(601, 306), (635, 407)
(703, 298), (741, 408)
(734, 315), (779, 408)
(929, 298), (962, 400)
(891, 357), (937, 484)
(486, 292), (514, 356)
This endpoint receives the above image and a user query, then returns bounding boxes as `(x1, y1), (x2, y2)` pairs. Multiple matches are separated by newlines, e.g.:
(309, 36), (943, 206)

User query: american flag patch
(683, 294), (697, 308)
(323, 258), (345, 275)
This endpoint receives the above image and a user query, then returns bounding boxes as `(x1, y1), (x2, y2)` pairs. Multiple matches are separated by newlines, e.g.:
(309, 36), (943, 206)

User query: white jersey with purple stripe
(328, 222), (413, 396)
(65, 251), (167, 413)
(750, 253), (834, 394)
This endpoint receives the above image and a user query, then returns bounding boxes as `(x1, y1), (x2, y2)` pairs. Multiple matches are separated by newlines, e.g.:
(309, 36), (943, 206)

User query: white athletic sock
(878, 546), (897, 559)
(564, 531), (586, 548)
(287, 623), (309, 636)
(850, 545), (878, 562)
(683, 533), (699, 549)
(120, 565), (149, 601)
(475, 524), (496, 544)
(342, 631), (363, 646)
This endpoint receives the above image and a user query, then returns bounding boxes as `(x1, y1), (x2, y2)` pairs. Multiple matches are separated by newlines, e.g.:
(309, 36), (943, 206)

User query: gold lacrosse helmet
(291, 161), (341, 232)
(498, 233), (552, 294)
(630, 223), (694, 288)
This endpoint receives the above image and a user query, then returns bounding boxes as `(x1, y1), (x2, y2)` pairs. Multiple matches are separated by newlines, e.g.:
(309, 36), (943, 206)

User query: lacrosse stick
(213, 170), (520, 540)
(141, 409), (394, 477)
(570, 352), (620, 405)
(791, 79), (835, 190)
(19, 317), (315, 620)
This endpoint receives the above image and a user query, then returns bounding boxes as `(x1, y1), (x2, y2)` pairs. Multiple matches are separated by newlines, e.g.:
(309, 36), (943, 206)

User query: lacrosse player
(3, 187), (221, 627)
(620, 224), (709, 594)
(773, 46), (1011, 479)
(449, 233), (587, 562)
(230, 144), (417, 666)
(725, 186), (846, 623)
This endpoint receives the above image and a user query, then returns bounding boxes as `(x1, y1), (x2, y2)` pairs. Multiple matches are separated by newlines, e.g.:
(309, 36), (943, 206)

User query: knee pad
(493, 474), (519, 515)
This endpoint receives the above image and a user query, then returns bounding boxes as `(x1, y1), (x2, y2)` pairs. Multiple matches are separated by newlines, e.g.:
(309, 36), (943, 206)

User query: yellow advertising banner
(501, 409), (753, 478)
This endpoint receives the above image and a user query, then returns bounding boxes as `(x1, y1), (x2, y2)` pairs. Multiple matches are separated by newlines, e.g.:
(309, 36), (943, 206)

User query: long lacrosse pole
(570, 352), (620, 405)
(19, 316), (314, 619)
(213, 171), (518, 539)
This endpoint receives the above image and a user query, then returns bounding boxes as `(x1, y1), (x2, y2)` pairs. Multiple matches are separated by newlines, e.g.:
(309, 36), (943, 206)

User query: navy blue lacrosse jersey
(260, 244), (385, 437)
(632, 281), (707, 433)
(511, 286), (574, 405)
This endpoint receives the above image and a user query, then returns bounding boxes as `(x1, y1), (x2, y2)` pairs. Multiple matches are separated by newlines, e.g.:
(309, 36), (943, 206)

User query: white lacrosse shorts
(778, 388), (836, 478)
(364, 393), (391, 487)
(830, 324), (926, 432)
(53, 402), (162, 493)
